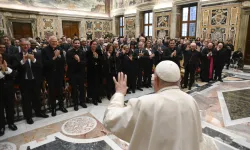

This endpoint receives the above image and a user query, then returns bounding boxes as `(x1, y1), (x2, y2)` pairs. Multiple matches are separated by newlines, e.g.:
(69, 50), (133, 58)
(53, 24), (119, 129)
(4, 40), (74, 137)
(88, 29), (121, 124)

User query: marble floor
(1, 68), (250, 150)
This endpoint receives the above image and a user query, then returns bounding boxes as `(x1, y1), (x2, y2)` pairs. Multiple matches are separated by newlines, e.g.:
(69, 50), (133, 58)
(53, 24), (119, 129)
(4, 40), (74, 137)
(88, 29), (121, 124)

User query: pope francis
(103, 60), (203, 150)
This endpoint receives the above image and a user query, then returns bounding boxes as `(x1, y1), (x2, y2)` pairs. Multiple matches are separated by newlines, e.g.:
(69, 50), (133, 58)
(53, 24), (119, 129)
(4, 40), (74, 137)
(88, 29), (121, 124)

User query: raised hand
(113, 72), (128, 96)
(28, 54), (35, 62)
(74, 54), (80, 62)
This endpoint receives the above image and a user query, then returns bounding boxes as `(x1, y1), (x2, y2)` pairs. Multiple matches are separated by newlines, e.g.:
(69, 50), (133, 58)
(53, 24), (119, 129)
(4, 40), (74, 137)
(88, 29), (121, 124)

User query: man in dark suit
(42, 36), (68, 116)
(213, 43), (226, 82)
(66, 39), (87, 111)
(80, 38), (88, 52)
(183, 43), (201, 90)
(163, 39), (183, 67)
(0, 42), (19, 136)
(17, 39), (48, 124)
(2, 36), (19, 56)
(134, 42), (149, 91)
(153, 39), (166, 66)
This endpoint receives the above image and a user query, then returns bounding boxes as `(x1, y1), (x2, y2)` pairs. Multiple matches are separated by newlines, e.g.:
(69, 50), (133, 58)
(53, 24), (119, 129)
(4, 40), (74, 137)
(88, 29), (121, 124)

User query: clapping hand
(74, 54), (80, 62)
(54, 50), (60, 57)
(1, 60), (7, 71)
(23, 52), (28, 62)
(28, 54), (35, 62)
(113, 72), (128, 96)
(93, 52), (98, 58)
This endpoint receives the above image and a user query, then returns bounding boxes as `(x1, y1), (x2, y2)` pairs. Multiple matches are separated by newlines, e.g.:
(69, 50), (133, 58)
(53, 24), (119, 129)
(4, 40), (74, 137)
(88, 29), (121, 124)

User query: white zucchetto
(155, 60), (180, 82)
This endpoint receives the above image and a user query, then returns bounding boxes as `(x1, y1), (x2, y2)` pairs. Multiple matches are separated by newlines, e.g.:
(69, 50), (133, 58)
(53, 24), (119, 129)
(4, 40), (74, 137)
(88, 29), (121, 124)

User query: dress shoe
(182, 86), (187, 89)
(59, 106), (68, 113)
(80, 103), (87, 108)
(137, 88), (143, 91)
(74, 105), (79, 111)
(36, 112), (49, 118)
(26, 118), (34, 124)
(219, 79), (223, 82)
(132, 90), (135, 93)
(0, 127), (5, 136)
(8, 124), (17, 131)
(93, 101), (98, 106)
(51, 109), (56, 117)
(127, 91), (131, 94)
(148, 85), (152, 88)
(188, 87), (192, 90)
(98, 99), (102, 103)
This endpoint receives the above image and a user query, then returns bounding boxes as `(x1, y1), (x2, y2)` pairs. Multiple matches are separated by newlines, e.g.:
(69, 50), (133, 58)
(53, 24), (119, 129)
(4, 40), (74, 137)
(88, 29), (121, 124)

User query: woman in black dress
(86, 40), (102, 105)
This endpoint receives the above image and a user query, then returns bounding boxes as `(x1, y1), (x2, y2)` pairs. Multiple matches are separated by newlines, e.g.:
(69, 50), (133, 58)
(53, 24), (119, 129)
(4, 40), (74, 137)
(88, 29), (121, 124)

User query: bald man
(213, 43), (226, 82)
(200, 43), (215, 82)
(42, 36), (68, 116)
(183, 43), (201, 90)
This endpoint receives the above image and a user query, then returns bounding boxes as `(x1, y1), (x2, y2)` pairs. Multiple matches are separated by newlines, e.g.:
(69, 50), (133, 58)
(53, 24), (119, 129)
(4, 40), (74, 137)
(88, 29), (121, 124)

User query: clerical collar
(157, 86), (180, 93)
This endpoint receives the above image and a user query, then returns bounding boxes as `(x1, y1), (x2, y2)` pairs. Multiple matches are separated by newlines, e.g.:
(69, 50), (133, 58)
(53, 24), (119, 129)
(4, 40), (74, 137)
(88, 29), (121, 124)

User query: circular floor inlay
(61, 116), (97, 136)
(0, 142), (16, 150)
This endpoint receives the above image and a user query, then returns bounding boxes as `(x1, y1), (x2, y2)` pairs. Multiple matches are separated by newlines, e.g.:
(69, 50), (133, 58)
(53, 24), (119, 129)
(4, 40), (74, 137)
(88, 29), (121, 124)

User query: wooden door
(62, 21), (79, 39)
(12, 22), (32, 39)
(244, 15), (250, 65)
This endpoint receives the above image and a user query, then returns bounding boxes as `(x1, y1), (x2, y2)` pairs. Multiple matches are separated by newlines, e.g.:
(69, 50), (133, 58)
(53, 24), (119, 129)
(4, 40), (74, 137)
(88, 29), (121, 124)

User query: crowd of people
(0, 33), (235, 136)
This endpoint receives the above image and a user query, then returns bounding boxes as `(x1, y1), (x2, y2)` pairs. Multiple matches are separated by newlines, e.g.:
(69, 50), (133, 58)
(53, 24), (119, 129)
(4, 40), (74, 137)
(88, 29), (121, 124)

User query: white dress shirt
(20, 58), (36, 79)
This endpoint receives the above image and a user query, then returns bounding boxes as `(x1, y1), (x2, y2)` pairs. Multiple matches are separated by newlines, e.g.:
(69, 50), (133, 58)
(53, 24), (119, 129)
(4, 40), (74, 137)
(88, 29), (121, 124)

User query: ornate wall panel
(37, 16), (59, 39)
(154, 11), (171, 39)
(125, 16), (136, 38)
(200, 4), (241, 48)
(85, 19), (112, 39)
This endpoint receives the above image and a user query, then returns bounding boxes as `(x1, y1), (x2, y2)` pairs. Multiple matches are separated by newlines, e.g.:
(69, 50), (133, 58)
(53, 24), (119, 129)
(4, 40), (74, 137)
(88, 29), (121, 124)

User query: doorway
(12, 22), (33, 39)
(62, 21), (79, 39)
(244, 15), (250, 65)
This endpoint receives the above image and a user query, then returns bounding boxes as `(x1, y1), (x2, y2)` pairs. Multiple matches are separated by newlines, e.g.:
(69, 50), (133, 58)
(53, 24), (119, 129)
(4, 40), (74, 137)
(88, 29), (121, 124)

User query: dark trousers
(69, 74), (86, 105)
(20, 80), (41, 119)
(137, 68), (143, 88)
(46, 74), (64, 109)
(0, 80), (15, 128)
(106, 74), (115, 97)
(214, 65), (223, 80)
(184, 65), (196, 88)
(128, 74), (136, 92)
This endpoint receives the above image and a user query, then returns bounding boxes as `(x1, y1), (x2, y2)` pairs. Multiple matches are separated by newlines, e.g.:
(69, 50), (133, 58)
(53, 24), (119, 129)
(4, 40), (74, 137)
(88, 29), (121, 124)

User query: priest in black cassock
(163, 39), (182, 68)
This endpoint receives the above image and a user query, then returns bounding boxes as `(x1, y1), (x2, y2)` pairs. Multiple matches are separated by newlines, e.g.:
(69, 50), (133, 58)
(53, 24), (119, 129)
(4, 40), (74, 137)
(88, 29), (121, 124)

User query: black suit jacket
(17, 50), (43, 84)
(134, 49), (149, 69)
(2, 53), (20, 81)
(6, 45), (19, 57)
(42, 45), (66, 78)
(163, 47), (183, 67)
(66, 48), (86, 78)
(183, 49), (201, 68)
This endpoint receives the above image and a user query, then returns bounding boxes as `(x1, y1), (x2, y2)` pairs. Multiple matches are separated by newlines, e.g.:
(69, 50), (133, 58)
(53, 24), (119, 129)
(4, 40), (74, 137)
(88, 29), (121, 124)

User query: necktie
(26, 60), (33, 80)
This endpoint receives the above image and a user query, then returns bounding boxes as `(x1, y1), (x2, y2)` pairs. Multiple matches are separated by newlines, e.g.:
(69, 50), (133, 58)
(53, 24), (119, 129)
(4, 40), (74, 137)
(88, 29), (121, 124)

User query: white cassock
(103, 86), (203, 150)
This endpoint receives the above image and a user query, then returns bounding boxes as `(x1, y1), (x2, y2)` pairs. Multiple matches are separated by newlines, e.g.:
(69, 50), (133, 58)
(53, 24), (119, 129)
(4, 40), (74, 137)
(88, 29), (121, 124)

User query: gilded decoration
(43, 18), (53, 30)
(103, 21), (111, 31)
(154, 11), (171, 38)
(200, 4), (240, 48)
(94, 21), (102, 31)
(211, 9), (228, 26)
(125, 17), (136, 38)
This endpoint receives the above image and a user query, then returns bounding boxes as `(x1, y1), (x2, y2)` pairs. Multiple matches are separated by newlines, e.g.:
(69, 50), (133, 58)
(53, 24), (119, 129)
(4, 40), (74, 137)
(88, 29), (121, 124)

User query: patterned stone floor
(1, 67), (250, 149)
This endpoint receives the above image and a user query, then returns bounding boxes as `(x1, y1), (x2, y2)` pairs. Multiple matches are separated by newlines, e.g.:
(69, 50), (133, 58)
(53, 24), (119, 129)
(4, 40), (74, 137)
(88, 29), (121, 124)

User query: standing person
(183, 43), (201, 90)
(144, 41), (154, 87)
(213, 43), (226, 82)
(0, 42), (19, 136)
(134, 42), (148, 91)
(103, 44), (117, 100)
(153, 39), (165, 66)
(103, 61), (202, 150)
(66, 39), (87, 111)
(80, 38), (88, 52)
(42, 36), (68, 116)
(86, 40), (102, 105)
(2, 35), (19, 56)
(163, 39), (182, 68)
(200, 43), (215, 82)
(225, 39), (234, 69)
(18, 40), (48, 124)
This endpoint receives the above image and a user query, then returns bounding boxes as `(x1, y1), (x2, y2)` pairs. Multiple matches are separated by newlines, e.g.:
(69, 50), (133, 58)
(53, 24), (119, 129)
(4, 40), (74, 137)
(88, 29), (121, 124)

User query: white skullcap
(155, 60), (180, 82)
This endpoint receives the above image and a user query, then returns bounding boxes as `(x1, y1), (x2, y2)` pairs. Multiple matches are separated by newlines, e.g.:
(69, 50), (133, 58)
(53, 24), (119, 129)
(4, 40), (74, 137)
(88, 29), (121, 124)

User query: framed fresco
(94, 21), (102, 31)
(157, 30), (168, 39)
(157, 16), (169, 28)
(211, 9), (228, 26)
